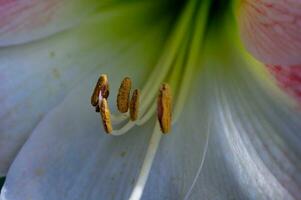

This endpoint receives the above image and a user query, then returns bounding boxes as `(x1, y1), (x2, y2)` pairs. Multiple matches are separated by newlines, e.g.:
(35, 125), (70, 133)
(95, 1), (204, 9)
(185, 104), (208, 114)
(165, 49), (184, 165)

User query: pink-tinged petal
(238, 0), (301, 65)
(267, 64), (301, 104)
(0, 0), (105, 46)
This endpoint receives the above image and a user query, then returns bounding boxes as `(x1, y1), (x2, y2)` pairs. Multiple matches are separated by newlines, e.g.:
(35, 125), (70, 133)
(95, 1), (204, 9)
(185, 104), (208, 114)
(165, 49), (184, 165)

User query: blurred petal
(0, 0), (113, 46)
(267, 64), (301, 104)
(0, 17), (171, 199)
(238, 0), (301, 65)
(0, 1), (171, 175)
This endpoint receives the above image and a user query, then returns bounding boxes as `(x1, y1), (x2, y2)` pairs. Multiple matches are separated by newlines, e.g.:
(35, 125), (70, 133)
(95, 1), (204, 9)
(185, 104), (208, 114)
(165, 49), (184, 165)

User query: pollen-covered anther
(99, 98), (113, 134)
(117, 77), (132, 113)
(157, 83), (172, 134)
(130, 89), (140, 121)
(91, 74), (110, 107)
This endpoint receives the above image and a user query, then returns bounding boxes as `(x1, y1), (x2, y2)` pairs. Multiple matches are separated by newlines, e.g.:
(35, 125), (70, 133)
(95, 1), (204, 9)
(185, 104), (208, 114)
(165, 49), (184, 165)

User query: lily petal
(0, 18), (170, 199)
(0, 0), (113, 46)
(190, 44), (301, 199)
(139, 60), (300, 200)
(238, 0), (301, 65)
(0, 1), (171, 176)
(144, 29), (301, 199)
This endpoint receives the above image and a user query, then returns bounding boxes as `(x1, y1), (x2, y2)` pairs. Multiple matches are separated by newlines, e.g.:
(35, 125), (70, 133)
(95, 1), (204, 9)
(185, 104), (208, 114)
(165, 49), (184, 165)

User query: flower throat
(89, 0), (210, 199)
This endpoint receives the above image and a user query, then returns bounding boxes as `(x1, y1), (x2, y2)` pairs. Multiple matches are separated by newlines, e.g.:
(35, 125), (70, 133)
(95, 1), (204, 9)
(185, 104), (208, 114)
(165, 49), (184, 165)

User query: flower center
(90, 0), (211, 199)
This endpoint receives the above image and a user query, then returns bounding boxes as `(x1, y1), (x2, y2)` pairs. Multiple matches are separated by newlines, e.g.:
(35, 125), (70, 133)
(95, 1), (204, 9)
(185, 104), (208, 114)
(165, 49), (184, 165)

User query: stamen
(117, 77), (132, 113)
(91, 74), (109, 107)
(99, 98), (113, 134)
(157, 83), (172, 133)
(130, 89), (140, 121)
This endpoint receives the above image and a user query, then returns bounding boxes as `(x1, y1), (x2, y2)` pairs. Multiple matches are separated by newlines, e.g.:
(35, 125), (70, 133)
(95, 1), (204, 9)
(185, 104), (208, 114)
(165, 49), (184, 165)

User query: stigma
(91, 74), (172, 134)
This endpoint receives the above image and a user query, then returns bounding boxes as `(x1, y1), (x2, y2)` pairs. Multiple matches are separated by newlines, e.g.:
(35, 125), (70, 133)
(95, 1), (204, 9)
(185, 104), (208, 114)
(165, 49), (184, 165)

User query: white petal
(0, 0), (110, 46)
(189, 49), (301, 199)
(0, 19), (170, 199)
(143, 42), (300, 199)
(0, 2), (170, 176)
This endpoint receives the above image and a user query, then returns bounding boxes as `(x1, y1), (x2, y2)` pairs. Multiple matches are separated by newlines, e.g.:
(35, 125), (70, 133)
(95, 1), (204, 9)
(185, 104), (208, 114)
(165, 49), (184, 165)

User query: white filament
(128, 123), (161, 200)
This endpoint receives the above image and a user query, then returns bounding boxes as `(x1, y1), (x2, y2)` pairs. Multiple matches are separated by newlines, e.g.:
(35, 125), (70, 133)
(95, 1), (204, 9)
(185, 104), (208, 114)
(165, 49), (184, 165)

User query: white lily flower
(0, 0), (300, 200)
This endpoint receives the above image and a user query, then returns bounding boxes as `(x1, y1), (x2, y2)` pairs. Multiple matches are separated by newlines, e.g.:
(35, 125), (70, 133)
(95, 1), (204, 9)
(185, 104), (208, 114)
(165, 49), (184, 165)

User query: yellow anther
(117, 77), (132, 113)
(91, 74), (109, 107)
(130, 89), (140, 121)
(157, 83), (172, 134)
(100, 98), (113, 134)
